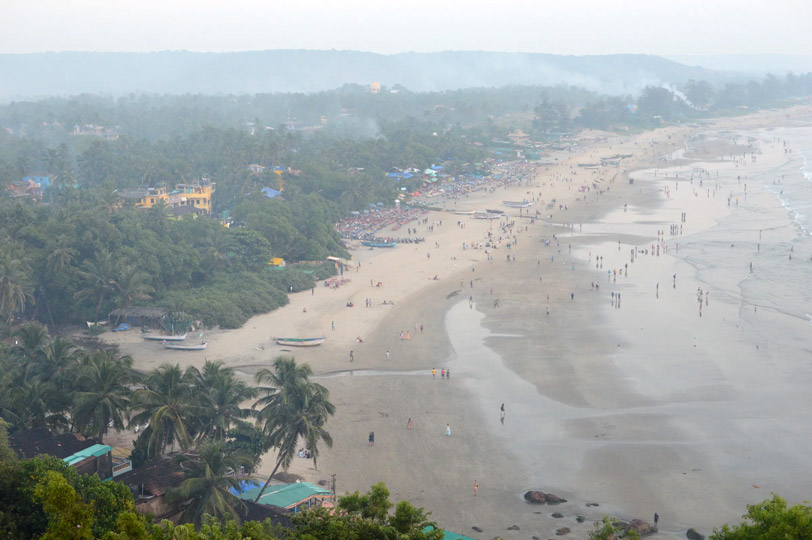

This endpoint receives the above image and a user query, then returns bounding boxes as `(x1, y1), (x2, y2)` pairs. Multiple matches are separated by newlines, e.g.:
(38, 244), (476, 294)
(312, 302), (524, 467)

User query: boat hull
(143, 333), (187, 342)
(165, 342), (207, 351)
(275, 337), (326, 347)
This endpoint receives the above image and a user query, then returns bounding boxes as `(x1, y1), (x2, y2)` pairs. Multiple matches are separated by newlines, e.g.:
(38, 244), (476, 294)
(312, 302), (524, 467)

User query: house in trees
(119, 177), (216, 215)
(9, 427), (131, 479)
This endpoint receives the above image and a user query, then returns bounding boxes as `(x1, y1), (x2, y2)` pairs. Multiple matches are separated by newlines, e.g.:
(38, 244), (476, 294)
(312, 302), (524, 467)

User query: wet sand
(101, 106), (812, 539)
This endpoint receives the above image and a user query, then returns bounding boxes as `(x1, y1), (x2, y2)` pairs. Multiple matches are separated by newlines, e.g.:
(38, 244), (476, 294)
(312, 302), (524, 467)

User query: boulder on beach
(556, 527), (571, 536)
(628, 519), (654, 536)
(472, 526), (483, 533)
(552, 512), (564, 518)
(686, 528), (705, 540)
(523, 490), (568, 504)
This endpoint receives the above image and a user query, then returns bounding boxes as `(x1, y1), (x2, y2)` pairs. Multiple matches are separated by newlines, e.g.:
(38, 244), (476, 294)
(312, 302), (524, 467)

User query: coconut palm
(34, 337), (78, 383)
(11, 322), (48, 358)
(130, 364), (195, 457)
(199, 227), (236, 271)
(0, 254), (34, 323)
(189, 361), (258, 441)
(72, 351), (133, 443)
(74, 249), (118, 323)
(166, 440), (252, 526)
(252, 357), (335, 502)
(46, 247), (77, 274)
(111, 264), (154, 310)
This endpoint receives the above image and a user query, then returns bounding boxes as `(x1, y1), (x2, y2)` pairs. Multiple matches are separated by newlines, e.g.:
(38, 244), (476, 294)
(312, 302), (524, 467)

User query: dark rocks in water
(472, 526), (483, 533)
(507, 524), (520, 530)
(556, 527), (571, 536)
(524, 490), (568, 505)
(552, 512), (564, 518)
(628, 519), (654, 536)
(586, 502), (600, 507)
(686, 528), (705, 540)
(576, 515), (585, 523)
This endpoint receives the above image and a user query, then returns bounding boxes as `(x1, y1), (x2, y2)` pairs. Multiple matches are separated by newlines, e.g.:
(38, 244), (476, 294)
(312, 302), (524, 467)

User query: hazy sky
(3, 0), (811, 56)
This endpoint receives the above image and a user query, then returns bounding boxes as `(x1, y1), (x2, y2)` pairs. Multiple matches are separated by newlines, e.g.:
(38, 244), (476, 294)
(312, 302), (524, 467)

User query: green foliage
(588, 517), (641, 540)
(292, 483), (441, 540)
(710, 494), (812, 540)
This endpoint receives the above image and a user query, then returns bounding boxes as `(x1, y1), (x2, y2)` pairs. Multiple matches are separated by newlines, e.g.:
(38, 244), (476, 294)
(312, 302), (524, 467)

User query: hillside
(0, 50), (720, 100)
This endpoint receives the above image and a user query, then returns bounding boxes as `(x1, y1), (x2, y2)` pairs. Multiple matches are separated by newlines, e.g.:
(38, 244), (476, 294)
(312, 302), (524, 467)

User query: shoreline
(101, 105), (812, 539)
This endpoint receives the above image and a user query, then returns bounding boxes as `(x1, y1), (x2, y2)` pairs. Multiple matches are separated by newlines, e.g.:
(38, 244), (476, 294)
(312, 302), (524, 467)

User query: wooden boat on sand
(275, 337), (326, 347)
(164, 342), (207, 351)
(143, 333), (187, 342)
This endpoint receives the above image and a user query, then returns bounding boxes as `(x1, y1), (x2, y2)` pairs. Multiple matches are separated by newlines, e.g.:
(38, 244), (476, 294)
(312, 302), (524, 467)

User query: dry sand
(101, 105), (812, 539)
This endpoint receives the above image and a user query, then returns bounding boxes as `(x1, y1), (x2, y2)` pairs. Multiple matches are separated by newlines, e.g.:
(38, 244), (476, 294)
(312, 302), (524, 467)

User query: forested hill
(0, 50), (718, 99)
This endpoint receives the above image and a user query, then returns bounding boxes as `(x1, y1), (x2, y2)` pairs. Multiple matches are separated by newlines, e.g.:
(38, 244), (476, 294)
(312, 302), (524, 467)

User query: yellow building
(172, 180), (216, 213)
(122, 178), (215, 214)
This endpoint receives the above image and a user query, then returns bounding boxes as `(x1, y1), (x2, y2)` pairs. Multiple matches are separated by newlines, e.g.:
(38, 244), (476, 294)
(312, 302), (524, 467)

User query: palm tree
(46, 247), (77, 275)
(111, 264), (154, 311)
(74, 249), (118, 323)
(166, 440), (252, 526)
(11, 322), (49, 362)
(35, 337), (78, 383)
(72, 351), (133, 443)
(189, 361), (257, 441)
(199, 227), (236, 271)
(0, 254), (34, 323)
(252, 357), (335, 502)
(130, 364), (195, 457)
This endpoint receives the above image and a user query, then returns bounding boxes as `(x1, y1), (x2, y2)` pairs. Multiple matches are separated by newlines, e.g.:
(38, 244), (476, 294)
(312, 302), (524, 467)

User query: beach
(102, 105), (812, 539)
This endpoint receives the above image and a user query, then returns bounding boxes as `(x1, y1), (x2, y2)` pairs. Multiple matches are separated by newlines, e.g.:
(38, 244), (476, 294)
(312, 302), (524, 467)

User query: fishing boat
(143, 333), (187, 342)
(503, 201), (533, 208)
(164, 342), (207, 351)
(361, 241), (397, 248)
(485, 209), (504, 214)
(474, 212), (500, 220)
(275, 337), (326, 347)
(453, 210), (476, 215)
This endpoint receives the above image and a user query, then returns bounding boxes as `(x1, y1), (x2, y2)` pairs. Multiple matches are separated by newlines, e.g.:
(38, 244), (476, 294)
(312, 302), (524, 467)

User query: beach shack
(236, 482), (333, 513)
(268, 257), (286, 267)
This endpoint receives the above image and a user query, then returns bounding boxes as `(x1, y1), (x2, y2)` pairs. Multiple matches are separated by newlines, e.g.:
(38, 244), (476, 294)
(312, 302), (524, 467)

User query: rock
(472, 526), (483, 533)
(628, 519), (653, 536)
(555, 527), (571, 536)
(586, 502), (600, 507)
(686, 528), (705, 540)
(507, 525), (520, 530)
(524, 490), (568, 505)
(552, 512), (564, 518)
(576, 516), (585, 523)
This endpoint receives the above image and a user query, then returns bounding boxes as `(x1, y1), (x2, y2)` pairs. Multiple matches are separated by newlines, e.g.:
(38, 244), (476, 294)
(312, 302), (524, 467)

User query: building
(116, 457), (187, 521)
(8, 427), (131, 480)
(119, 178), (216, 215)
(236, 482), (333, 513)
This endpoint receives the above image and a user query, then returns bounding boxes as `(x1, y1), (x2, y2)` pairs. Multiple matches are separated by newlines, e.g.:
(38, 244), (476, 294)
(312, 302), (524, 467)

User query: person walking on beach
(368, 432), (375, 446)
(432, 368), (436, 379)
(407, 418), (413, 430)
(446, 424), (451, 437)
(441, 368), (445, 379)
(386, 349), (390, 360)
(654, 513), (659, 528)
(349, 350), (354, 362)
(500, 403), (506, 423)
(474, 480), (478, 496)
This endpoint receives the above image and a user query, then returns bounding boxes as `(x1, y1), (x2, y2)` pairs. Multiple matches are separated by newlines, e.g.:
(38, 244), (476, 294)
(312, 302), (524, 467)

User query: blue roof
(261, 187), (282, 199)
(229, 479), (263, 495)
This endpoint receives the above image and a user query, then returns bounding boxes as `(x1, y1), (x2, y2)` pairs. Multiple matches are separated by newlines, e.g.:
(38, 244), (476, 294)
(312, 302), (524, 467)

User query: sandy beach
(102, 105), (812, 539)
